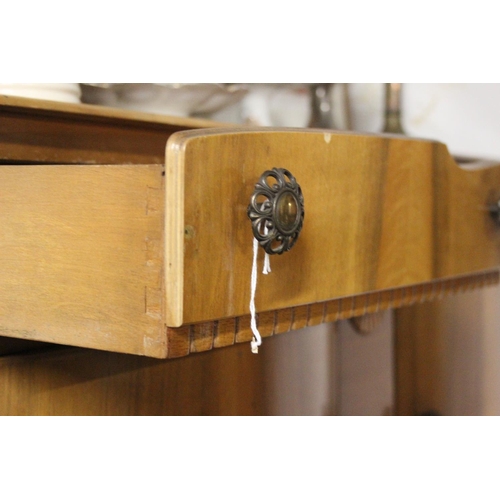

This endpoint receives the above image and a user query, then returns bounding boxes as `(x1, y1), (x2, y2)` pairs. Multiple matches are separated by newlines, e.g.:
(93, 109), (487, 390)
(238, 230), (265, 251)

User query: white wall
(350, 83), (500, 160)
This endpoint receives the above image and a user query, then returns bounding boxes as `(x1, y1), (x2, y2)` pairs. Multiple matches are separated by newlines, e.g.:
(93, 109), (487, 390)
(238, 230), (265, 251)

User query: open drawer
(2, 127), (500, 358)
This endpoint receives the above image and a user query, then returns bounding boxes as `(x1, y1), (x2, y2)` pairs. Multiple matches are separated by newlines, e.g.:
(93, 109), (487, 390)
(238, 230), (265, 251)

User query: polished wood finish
(166, 128), (500, 328)
(0, 344), (269, 416)
(0, 96), (219, 357)
(1, 95), (499, 416)
(0, 94), (220, 164)
(3, 123), (500, 358)
(0, 326), (340, 416)
(167, 271), (499, 358)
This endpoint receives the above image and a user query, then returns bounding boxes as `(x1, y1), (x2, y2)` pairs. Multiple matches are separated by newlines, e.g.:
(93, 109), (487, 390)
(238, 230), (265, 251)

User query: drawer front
(165, 128), (500, 327)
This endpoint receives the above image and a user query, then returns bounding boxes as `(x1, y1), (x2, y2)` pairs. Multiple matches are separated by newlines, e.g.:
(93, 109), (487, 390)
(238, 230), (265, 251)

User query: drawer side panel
(0, 164), (166, 357)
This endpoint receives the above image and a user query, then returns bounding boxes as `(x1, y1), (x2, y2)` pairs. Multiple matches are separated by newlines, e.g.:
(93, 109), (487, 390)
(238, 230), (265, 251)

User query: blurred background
(3, 82), (499, 415)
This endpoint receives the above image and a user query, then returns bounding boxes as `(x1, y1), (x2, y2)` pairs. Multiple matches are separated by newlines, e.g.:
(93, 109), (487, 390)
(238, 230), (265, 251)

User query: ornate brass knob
(247, 168), (305, 255)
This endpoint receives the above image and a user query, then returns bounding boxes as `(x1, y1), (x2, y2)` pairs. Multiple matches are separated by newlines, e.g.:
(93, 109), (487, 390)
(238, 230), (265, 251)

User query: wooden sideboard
(1, 95), (500, 415)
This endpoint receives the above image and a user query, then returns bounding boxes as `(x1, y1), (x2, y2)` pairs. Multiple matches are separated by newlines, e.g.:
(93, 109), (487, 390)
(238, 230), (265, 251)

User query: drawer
(2, 128), (500, 358)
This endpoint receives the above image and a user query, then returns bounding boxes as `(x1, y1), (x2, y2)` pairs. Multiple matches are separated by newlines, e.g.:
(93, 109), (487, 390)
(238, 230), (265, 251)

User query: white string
(250, 237), (261, 353)
(250, 236), (273, 353)
(250, 216), (272, 353)
(263, 254), (271, 274)
(262, 227), (271, 274)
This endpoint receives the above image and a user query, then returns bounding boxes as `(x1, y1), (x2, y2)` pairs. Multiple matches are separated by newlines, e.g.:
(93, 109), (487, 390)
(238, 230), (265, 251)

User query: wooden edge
(0, 94), (226, 130)
(214, 318), (236, 348)
(165, 137), (186, 327)
(164, 126), (440, 146)
(164, 269), (499, 359)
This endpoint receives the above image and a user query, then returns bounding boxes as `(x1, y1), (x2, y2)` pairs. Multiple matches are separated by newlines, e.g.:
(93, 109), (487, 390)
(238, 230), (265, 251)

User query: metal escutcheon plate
(247, 167), (305, 255)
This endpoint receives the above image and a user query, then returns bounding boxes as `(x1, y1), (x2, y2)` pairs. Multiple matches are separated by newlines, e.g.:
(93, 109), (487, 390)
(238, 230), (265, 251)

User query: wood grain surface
(166, 271), (499, 358)
(165, 128), (500, 327)
(0, 343), (269, 415)
(3, 96), (500, 416)
(0, 164), (166, 357)
(0, 94), (221, 164)
(3, 126), (500, 358)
